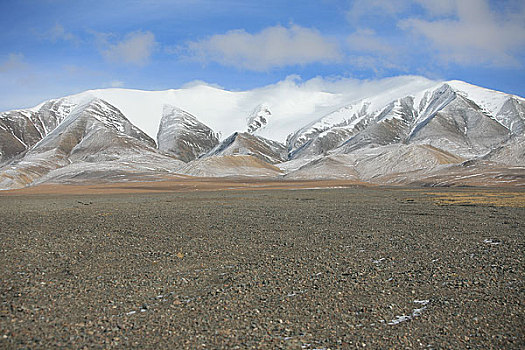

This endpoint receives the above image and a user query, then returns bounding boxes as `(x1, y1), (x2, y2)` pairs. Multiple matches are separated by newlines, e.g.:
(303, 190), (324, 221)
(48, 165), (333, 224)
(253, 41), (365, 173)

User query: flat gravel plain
(0, 187), (523, 349)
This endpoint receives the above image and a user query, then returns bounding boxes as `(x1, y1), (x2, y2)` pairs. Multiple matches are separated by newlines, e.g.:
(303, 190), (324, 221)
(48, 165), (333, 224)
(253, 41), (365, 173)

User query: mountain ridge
(0, 77), (523, 189)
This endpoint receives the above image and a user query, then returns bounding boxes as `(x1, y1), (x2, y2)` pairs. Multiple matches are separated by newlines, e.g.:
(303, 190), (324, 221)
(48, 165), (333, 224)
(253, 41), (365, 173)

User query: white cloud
(183, 24), (342, 70)
(401, 0), (525, 66)
(181, 80), (224, 89)
(101, 31), (157, 66)
(347, 0), (525, 67)
(347, 0), (411, 22)
(0, 53), (27, 73)
(109, 80), (125, 87)
(0, 53), (40, 92)
(345, 29), (403, 74)
(350, 56), (402, 74)
(48, 24), (79, 44)
(347, 29), (394, 54)
(412, 0), (456, 16)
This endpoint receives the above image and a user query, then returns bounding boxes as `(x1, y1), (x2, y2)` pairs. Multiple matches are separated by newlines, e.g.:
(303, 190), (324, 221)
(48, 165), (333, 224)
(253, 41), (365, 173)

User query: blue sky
(0, 0), (524, 110)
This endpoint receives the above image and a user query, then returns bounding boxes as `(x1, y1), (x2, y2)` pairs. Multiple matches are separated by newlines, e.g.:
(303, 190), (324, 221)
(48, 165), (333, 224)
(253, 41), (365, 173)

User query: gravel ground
(0, 187), (523, 349)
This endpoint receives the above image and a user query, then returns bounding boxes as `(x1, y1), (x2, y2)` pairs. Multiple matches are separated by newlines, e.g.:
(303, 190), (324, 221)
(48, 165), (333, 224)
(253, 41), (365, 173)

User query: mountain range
(1, 76), (523, 189)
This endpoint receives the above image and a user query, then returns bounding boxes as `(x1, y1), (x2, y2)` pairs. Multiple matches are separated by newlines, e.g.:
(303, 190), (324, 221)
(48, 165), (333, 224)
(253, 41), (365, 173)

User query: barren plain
(0, 183), (523, 348)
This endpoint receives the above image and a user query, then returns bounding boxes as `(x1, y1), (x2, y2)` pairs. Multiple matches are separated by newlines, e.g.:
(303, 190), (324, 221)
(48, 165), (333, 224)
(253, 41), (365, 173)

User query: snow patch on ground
(387, 300), (430, 326)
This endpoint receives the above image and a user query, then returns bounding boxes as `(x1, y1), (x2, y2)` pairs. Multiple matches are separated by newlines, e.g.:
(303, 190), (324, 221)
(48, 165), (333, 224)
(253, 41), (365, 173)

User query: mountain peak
(157, 104), (219, 162)
(247, 104), (271, 134)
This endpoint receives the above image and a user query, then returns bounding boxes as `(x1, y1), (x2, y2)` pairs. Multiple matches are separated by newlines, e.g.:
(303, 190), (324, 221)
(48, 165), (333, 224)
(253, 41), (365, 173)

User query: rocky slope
(157, 105), (219, 162)
(0, 99), (184, 189)
(0, 98), (76, 164)
(177, 155), (283, 178)
(281, 82), (524, 184)
(247, 104), (272, 134)
(206, 132), (287, 164)
(288, 83), (520, 160)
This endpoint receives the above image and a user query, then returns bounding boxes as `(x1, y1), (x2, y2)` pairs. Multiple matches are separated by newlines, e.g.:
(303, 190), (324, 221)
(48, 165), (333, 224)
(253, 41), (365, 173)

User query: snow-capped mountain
(0, 99), (184, 189)
(157, 105), (219, 162)
(330, 84), (509, 160)
(0, 98), (77, 164)
(287, 81), (523, 160)
(0, 76), (523, 189)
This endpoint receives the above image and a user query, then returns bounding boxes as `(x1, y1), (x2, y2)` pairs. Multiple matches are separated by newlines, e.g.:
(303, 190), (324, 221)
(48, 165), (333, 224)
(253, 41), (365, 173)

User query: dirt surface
(0, 186), (523, 349)
(0, 178), (367, 196)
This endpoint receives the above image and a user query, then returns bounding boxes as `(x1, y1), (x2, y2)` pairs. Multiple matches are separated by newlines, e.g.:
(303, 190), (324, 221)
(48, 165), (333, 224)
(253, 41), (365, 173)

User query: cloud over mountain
(0, 0), (524, 112)
(100, 31), (157, 66)
(400, 0), (525, 66)
(183, 25), (342, 70)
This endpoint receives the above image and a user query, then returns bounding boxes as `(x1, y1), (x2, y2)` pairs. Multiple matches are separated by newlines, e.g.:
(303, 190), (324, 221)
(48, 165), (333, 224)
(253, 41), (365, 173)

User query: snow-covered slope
(247, 104), (272, 134)
(0, 76), (524, 189)
(157, 105), (219, 162)
(0, 99), (183, 189)
(9, 76), (439, 144)
(287, 78), (440, 154)
(0, 98), (78, 164)
(288, 81), (524, 159)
